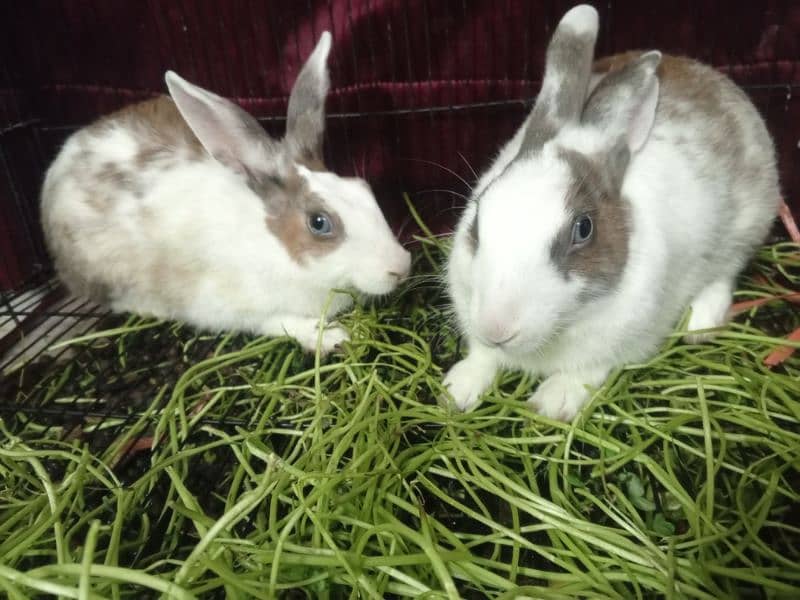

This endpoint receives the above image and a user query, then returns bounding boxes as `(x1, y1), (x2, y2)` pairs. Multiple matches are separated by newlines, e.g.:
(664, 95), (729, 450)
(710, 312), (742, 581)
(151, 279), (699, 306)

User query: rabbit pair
(42, 12), (780, 422)
(41, 33), (410, 354)
(444, 5), (780, 420)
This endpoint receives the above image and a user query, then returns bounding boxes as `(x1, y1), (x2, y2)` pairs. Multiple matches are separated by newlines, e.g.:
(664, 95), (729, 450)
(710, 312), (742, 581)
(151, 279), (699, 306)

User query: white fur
(444, 9), (779, 420)
(559, 5), (598, 36)
(303, 31), (332, 87)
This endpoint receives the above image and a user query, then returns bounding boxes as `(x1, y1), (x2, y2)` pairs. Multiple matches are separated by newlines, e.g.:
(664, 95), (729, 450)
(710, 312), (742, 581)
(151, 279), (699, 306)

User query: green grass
(1, 223), (799, 599)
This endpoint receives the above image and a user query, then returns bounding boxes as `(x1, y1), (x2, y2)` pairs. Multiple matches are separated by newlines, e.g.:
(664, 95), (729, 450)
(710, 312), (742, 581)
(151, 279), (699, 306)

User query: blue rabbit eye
(571, 215), (593, 245)
(308, 212), (333, 236)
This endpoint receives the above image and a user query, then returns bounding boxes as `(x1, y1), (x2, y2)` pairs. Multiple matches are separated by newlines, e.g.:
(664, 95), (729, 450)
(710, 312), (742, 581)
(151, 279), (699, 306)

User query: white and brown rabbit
(444, 5), (780, 420)
(40, 32), (410, 353)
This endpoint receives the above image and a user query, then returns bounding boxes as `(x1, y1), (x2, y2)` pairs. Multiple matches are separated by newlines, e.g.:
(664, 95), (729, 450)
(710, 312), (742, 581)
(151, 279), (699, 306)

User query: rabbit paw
(685, 279), (733, 344)
(528, 373), (592, 422)
(263, 316), (349, 354)
(302, 323), (349, 354)
(442, 352), (497, 412)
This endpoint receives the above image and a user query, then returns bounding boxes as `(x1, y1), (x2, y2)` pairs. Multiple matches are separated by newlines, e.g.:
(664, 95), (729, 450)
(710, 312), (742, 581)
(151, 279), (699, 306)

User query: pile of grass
(1, 220), (799, 599)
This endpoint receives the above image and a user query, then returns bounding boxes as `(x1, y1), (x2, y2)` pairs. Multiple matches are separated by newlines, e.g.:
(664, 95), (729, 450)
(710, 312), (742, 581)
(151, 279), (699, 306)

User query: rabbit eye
(571, 215), (593, 245)
(307, 212), (333, 236)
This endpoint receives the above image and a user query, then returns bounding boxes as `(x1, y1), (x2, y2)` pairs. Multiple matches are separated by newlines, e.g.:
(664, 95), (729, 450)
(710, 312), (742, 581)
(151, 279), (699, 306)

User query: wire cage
(1, 1), (800, 597)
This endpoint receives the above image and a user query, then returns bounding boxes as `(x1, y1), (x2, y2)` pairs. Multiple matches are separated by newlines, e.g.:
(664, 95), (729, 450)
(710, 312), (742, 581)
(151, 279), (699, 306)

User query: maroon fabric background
(1, 1), (798, 290)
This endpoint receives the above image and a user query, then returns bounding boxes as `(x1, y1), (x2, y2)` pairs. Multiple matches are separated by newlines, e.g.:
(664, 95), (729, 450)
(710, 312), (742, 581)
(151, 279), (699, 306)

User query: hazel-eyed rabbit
(444, 5), (779, 420)
(40, 32), (410, 353)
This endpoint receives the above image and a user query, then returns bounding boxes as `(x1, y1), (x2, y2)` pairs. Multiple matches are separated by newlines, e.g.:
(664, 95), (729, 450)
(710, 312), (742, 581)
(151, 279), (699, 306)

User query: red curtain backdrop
(1, 1), (798, 289)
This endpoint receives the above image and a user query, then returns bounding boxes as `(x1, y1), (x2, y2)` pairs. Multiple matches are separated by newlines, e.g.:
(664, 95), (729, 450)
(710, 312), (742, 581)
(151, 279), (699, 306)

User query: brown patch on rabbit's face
(255, 169), (346, 264)
(549, 149), (630, 293)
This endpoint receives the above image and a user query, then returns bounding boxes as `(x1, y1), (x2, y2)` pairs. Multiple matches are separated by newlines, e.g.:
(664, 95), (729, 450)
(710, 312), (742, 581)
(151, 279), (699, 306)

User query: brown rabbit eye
(572, 215), (593, 245)
(307, 212), (333, 236)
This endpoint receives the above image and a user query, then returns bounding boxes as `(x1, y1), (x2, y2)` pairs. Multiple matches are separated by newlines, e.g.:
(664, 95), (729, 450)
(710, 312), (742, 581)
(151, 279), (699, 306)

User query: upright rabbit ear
(165, 71), (278, 174)
(519, 4), (599, 154)
(285, 31), (332, 163)
(581, 51), (661, 187)
(582, 51), (662, 153)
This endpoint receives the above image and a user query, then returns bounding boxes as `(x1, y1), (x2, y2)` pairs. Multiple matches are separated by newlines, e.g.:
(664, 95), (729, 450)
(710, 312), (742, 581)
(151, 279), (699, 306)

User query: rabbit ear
(519, 5), (599, 154)
(582, 51), (662, 153)
(285, 31), (332, 163)
(165, 71), (278, 174)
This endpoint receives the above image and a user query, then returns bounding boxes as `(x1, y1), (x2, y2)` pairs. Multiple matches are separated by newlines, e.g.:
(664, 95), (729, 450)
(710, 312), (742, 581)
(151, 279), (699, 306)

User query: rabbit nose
(477, 318), (519, 348)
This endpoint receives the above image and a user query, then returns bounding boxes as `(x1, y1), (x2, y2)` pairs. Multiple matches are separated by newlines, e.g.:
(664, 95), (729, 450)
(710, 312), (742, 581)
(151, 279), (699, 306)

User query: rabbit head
(165, 32), (411, 298)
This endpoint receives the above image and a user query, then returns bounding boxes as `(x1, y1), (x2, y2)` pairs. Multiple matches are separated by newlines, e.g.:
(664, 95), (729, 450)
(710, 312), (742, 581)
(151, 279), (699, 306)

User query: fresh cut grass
(1, 206), (799, 599)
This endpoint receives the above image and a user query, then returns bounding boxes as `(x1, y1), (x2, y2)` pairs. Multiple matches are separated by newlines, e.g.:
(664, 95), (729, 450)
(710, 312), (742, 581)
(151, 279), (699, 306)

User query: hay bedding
(1, 208), (799, 599)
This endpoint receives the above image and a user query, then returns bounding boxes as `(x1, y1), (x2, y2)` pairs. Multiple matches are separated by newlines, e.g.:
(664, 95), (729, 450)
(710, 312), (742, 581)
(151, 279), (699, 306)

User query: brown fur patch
(79, 97), (211, 212)
(89, 96), (205, 160)
(550, 149), (630, 291)
(592, 52), (723, 120)
(591, 51), (759, 210)
(261, 169), (346, 264)
(96, 162), (139, 192)
(592, 52), (743, 152)
(81, 162), (141, 211)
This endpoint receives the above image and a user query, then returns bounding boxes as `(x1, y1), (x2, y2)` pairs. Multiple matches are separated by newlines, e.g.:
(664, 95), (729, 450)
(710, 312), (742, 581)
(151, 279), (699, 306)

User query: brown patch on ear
(261, 170), (346, 264)
(550, 149), (630, 291)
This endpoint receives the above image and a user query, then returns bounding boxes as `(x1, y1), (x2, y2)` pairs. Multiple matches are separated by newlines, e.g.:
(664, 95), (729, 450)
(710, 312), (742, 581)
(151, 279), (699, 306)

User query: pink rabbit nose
(477, 317), (519, 348)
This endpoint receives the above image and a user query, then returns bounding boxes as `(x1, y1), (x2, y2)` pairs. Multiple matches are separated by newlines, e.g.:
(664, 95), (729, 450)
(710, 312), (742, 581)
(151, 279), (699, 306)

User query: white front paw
(528, 374), (590, 422)
(296, 322), (349, 354)
(443, 359), (489, 412)
(317, 324), (349, 354)
(684, 279), (732, 344)
(684, 301), (729, 344)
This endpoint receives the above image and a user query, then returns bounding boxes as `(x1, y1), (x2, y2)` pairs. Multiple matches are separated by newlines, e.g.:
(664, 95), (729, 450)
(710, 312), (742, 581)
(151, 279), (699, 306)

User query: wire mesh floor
(2, 281), (254, 467)
(0, 274), (447, 476)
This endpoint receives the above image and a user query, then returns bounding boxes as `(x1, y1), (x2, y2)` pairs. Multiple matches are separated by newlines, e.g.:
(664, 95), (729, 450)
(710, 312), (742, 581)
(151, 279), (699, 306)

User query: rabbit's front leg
(261, 315), (349, 354)
(528, 367), (609, 422)
(443, 342), (499, 411)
